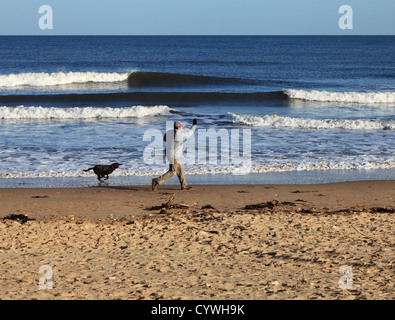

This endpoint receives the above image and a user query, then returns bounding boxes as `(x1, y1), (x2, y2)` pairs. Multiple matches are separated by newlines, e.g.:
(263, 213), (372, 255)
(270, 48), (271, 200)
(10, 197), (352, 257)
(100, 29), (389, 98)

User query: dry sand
(0, 180), (394, 300)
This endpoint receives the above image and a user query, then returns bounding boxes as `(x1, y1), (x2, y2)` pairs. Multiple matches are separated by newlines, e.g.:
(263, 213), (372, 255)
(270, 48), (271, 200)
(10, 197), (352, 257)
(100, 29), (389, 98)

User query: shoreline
(1, 180), (394, 300)
(1, 168), (394, 189)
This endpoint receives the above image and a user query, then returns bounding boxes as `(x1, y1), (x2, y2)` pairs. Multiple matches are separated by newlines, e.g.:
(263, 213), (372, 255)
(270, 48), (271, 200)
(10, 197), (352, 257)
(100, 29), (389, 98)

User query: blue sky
(1, 0), (394, 35)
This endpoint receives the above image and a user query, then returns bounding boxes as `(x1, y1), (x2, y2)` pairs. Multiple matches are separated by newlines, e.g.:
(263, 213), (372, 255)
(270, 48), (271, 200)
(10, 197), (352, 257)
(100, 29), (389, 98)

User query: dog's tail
(83, 167), (94, 172)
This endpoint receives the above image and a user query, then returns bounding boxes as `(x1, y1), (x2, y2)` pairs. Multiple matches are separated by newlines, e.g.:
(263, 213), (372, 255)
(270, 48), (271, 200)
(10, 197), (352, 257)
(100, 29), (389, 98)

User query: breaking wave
(228, 113), (395, 131)
(285, 89), (395, 104)
(0, 105), (173, 119)
(0, 71), (130, 87)
(0, 70), (246, 88)
(0, 70), (394, 105)
(1, 159), (394, 179)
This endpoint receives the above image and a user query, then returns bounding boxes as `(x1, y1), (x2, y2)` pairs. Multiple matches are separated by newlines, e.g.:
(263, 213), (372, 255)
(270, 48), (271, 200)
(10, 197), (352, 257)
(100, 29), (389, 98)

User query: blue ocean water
(0, 36), (394, 186)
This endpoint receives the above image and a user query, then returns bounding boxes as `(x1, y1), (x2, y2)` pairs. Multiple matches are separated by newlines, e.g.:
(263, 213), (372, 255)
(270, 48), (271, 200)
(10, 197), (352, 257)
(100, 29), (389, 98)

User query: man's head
(174, 121), (185, 130)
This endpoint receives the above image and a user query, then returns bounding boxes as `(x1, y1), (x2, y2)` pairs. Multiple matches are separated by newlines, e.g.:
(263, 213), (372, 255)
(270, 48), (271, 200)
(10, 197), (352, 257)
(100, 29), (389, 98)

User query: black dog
(84, 163), (122, 181)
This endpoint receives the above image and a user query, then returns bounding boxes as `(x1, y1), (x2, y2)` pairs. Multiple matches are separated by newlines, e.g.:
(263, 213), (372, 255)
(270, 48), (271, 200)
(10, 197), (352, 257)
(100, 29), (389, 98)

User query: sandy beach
(0, 180), (394, 300)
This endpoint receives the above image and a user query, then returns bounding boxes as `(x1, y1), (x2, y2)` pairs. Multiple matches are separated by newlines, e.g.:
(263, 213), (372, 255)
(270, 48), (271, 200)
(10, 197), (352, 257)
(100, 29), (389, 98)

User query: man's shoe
(181, 185), (192, 190)
(152, 179), (158, 191)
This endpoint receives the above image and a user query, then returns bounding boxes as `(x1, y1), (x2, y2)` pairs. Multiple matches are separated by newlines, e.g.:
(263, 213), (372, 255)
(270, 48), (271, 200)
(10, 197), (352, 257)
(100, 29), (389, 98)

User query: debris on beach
(201, 204), (215, 210)
(2, 214), (35, 224)
(370, 207), (394, 213)
(244, 200), (296, 210)
(146, 191), (195, 214)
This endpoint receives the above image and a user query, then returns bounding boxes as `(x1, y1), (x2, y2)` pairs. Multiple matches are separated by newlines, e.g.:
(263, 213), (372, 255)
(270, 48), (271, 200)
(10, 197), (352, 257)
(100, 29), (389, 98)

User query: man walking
(152, 118), (197, 191)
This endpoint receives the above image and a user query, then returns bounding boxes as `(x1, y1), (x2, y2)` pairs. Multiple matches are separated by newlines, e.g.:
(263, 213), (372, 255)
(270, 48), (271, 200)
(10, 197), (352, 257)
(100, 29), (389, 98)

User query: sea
(0, 36), (394, 188)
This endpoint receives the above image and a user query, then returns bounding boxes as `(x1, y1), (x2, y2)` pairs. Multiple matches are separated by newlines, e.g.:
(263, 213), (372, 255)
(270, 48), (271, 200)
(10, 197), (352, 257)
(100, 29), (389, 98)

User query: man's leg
(152, 164), (176, 190)
(174, 160), (189, 189)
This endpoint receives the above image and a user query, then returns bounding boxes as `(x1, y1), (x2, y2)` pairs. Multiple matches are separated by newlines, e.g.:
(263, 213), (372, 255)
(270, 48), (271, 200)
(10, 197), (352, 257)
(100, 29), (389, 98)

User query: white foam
(228, 113), (395, 130)
(250, 158), (395, 173)
(285, 89), (395, 104)
(1, 158), (394, 179)
(0, 71), (130, 87)
(0, 105), (173, 119)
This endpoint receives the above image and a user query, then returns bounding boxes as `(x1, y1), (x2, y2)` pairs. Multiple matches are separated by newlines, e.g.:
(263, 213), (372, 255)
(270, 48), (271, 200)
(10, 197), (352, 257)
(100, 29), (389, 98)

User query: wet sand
(0, 180), (394, 300)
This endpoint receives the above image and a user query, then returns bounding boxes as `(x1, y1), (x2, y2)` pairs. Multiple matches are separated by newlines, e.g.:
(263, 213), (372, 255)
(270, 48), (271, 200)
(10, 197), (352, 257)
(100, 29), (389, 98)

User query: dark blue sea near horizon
(0, 36), (394, 187)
